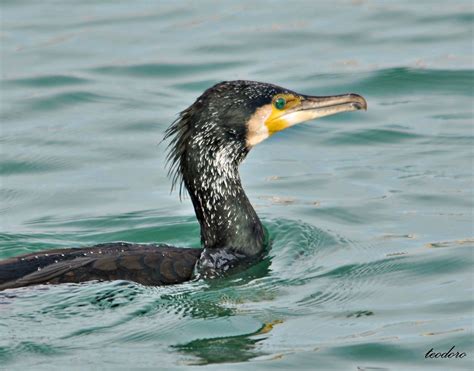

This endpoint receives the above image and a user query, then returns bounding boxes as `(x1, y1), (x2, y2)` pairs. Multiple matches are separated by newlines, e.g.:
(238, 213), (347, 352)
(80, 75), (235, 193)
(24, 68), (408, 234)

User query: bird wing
(0, 257), (95, 290)
(0, 243), (202, 290)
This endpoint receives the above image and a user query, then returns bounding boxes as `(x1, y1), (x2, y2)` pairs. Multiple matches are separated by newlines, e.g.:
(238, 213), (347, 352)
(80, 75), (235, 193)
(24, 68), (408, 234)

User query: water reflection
(174, 321), (278, 364)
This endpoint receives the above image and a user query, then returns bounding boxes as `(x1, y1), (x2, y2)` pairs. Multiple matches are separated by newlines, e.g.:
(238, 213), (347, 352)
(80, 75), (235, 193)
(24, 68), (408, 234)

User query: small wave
(0, 157), (70, 176)
(0, 341), (67, 364)
(107, 120), (159, 133)
(4, 75), (89, 88)
(173, 79), (219, 92)
(425, 238), (474, 249)
(89, 61), (244, 78)
(2, 213), (201, 259)
(355, 67), (473, 96)
(0, 188), (24, 204)
(307, 67), (473, 97)
(72, 8), (188, 29)
(323, 128), (421, 146)
(25, 91), (115, 112)
(419, 12), (474, 25)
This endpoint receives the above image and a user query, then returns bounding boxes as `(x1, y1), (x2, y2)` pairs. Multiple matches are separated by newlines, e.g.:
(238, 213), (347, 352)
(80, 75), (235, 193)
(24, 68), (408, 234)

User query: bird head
(165, 80), (367, 193)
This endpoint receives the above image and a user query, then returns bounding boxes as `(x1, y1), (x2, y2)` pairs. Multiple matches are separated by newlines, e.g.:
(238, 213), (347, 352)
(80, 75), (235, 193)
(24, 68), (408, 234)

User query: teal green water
(1, 1), (473, 370)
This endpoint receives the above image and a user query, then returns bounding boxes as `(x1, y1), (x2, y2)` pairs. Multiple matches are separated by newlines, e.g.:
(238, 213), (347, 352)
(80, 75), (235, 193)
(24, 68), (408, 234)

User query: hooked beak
(292, 93), (367, 118)
(247, 92), (367, 147)
(270, 93), (367, 133)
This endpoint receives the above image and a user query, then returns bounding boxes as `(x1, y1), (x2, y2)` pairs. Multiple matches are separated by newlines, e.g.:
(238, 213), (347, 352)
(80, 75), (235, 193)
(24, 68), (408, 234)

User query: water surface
(1, 1), (473, 370)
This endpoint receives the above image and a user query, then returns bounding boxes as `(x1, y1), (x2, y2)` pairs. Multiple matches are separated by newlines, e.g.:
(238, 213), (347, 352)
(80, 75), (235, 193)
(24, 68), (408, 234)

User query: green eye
(274, 97), (286, 110)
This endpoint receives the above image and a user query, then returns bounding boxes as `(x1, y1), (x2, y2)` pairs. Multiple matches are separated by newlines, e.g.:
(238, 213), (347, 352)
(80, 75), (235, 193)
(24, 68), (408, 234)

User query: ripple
(3, 75), (89, 88)
(323, 128), (421, 146)
(325, 342), (418, 363)
(192, 43), (250, 55)
(315, 256), (405, 281)
(295, 256), (402, 309)
(310, 67), (474, 96)
(431, 112), (472, 120)
(0, 188), (24, 204)
(0, 218), (471, 367)
(0, 158), (70, 175)
(419, 12), (474, 25)
(108, 120), (159, 133)
(425, 238), (474, 249)
(306, 206), (384, 225)
(356, 67), (474, 96)
(23, 212), (201, 248)
(173, 79), (219, 92)
(25, 91), (116, 112)
(71, 8), (188, 29)
(0, 341), (67, 363)
(89, 61), (244, 78)
(228, 220), (373, 311)
(401, 192), (473, 208)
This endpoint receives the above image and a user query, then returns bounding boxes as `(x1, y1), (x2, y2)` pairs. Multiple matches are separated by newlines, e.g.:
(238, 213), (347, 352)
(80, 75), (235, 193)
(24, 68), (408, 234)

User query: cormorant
(0, 81), (367, 290)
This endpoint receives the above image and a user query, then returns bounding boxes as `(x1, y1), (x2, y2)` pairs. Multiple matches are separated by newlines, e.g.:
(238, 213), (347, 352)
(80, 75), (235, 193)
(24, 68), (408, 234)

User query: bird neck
(182, 143), (265, 257)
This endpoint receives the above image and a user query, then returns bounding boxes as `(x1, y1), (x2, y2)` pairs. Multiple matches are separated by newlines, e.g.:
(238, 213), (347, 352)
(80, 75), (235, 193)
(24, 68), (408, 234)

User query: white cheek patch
(246, 105), (272, 147)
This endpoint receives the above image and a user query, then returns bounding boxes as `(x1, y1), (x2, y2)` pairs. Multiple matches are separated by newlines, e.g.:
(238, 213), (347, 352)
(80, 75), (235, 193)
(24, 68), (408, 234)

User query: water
(0, 1), (473, 369)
